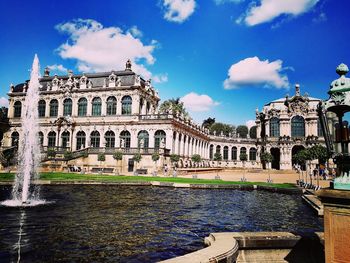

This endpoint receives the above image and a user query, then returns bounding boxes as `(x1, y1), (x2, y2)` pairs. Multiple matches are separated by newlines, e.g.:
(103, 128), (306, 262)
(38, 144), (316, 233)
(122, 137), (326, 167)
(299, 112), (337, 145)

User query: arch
(61, 131), (70, 148)
(38, 131), (44, 146)
(14, 101), (22, 118)
(240, 147), (247, 157)
(138, 130), (149, 149)
(269, 117), (280, 137)
(105, 130), (115, 148)
(78, 98), (87, 116)
(216, 145), (221, 154)
(120, 130), (131, 149)
(121, 96), (132, 115)
(292, 145), (305, 169)
(209, 144), (214, 160)
(63, 98), (72, 116)
(76, 131), (86, 150)
(38, 100), (46, 118)
(223, 146), (229, 160)
(231, 146), (237, 160)
(49, 99), (58, 117)
(291, 116), (305, 137)
(11, 131), (19, 147)
(92, 97), (102, 116)
(48, 131), (56, 147)
(106, 96), (117, 115)
(249, 148), (257, 161)
(317, 119), (323, 137)
(90, 130), (100, 148)
(270, 148), (280, 170)
(154, 130), (166, 149)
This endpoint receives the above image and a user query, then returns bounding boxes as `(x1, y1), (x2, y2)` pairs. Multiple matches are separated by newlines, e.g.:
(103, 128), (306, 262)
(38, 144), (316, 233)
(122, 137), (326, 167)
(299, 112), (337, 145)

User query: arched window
(63, 98), (72, 116)
(14, 101), (22, 118)
(38, 131), (44, 146)
(138, 130), (149, 149)
(223, 146), (229, 160)
(61, 131), (70, 148)
(154, 130), (166, 149)
(216, 145), (221, 154)
(270, 117), (280, 137)
(120, 130), (131, 149)
(78, 98), (87, 116)
(50, 99), (58, 117)
(240, 147), (247, 156)
(121, 96), (132, 115)
(317, 119), (323, 137)
(139, 98), (144, 113)
(106, 96), (117, 115)
(231, 147), (237, 160)
(209, 145), (214, 160)
(11, 131), (19, 147)
(105, 131), (115, 148)
(146, 101), (150, 115)
(76, 131), (86, 150)
(90, 131), (100, 148)
(38, 100), (46, 118)
(48, 131), (56, 147)
(249, 148), (257, 161)
(291, 116), (305, 137)
(92, 97), (102, 116)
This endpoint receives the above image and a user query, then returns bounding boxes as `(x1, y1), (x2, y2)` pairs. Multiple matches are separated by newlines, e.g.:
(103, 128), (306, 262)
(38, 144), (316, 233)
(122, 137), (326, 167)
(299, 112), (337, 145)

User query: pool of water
(0, 185), (323, 262)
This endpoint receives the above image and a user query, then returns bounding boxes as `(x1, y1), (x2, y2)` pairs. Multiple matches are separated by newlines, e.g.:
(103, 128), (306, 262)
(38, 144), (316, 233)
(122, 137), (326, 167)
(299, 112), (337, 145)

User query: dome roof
(329, 63), (350, 94)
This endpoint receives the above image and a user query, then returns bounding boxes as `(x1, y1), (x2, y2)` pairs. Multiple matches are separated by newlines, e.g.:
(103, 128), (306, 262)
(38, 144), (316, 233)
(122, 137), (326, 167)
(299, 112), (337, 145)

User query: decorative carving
(331, 92), (345, 105)
(108, 72), (117, 87)
(267, 108), (280, 118)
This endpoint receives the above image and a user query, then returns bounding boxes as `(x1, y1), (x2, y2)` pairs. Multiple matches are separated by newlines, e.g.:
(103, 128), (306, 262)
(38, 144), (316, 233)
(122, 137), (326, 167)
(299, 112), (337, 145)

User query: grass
(0, 172), (296, 189)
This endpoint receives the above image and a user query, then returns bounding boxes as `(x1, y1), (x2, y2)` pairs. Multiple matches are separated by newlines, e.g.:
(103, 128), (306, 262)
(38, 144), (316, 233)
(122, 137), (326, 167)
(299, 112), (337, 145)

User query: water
(0, 185), (323, 262)
(3, 55), (43, 206)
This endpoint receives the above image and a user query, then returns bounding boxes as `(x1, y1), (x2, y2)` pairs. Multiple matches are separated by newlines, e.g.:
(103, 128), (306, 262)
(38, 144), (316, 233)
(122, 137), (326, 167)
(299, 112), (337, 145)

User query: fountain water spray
(2, 54), (43, 206)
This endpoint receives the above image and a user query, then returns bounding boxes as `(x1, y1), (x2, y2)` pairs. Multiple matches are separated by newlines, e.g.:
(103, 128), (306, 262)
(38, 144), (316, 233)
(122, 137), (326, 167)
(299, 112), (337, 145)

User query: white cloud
(128, 26), (143, 38)
(0, 97), (8, 107)
(214, 0), (243, 5)
(223, 56), (289, 90)
(245, 119), (256, 129)
(180, 92), (220, 112)
(153, 73), (168, 84)
(55, 19), (158, 80)
(238, 0), (319, 26)
(312, 12), (327, 23)
(162, 0), (196, 23)
(47, 64), (68, 73)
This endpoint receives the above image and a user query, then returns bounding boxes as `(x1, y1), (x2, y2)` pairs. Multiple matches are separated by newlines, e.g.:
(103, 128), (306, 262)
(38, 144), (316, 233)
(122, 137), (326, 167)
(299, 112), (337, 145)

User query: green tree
(98, 153), (106, 162)
(308, 144), (328, 164)
(213, 152), (222, 162)
(260, 152), (273, 182)
(191, 154), (201, 176)
(133, 153), (142, 174)
(170, 154), (180, 166)
(113, 151), (123, 174)
(249, 126), (257, 139)
(63, 150), (73, 160)
(236, 125), (249, 138)
(240, 153), (248, 181)
(202, 117), (215, 129)
(47, 148), (57, 158)
(210, 122), (235, 136)
(159, 98), (189, 117)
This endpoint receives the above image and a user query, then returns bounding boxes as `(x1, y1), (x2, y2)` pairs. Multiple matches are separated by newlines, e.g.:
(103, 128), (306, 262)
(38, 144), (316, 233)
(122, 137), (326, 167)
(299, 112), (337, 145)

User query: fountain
(1, 54), (46, 207)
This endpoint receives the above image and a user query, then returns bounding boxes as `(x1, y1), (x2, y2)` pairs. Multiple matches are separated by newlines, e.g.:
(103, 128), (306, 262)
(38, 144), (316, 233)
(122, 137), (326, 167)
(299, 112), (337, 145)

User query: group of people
(293, 164), (336, 181)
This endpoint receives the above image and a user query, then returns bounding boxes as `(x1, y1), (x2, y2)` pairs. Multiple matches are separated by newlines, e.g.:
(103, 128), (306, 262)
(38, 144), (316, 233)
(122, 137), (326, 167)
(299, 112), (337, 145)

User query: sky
(0, 0), (349, 127)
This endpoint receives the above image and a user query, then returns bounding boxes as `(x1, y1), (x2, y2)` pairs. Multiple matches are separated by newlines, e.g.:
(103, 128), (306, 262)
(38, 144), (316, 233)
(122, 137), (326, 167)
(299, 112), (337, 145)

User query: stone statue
(120, 138), (125, 148)
(160, 138), (165, 148)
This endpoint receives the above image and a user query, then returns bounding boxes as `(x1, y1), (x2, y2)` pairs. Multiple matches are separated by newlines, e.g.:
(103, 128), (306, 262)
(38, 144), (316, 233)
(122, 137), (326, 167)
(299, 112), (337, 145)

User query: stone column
(149, 130), (155, 149)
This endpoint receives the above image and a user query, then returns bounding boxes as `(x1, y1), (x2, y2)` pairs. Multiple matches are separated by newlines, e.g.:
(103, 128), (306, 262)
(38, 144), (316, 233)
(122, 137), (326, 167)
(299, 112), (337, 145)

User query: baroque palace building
(2, 61), (324, 172)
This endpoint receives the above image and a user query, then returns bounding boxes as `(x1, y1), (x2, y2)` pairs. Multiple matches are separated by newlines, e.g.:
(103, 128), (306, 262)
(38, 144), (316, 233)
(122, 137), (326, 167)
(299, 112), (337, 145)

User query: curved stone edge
(160, 232), (239, 263)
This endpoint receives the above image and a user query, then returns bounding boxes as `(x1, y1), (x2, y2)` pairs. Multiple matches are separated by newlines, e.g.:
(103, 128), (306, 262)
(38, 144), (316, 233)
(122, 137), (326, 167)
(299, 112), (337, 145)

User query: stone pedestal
(318, 189), (350, 263)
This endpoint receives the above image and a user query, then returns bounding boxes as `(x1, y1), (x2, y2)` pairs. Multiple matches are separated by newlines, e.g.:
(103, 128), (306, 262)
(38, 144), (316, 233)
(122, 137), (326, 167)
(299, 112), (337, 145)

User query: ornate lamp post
(317, 63), (350, 263)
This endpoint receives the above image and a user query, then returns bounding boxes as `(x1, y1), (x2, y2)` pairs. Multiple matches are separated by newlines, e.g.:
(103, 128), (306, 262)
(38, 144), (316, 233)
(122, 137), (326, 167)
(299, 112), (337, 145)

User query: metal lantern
(317, 63), (350, 190)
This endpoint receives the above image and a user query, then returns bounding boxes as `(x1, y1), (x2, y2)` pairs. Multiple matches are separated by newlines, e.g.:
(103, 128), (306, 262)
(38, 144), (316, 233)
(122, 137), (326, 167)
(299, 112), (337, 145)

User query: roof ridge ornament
(125, 59), (132, 71)
(336, 63), (349, 77)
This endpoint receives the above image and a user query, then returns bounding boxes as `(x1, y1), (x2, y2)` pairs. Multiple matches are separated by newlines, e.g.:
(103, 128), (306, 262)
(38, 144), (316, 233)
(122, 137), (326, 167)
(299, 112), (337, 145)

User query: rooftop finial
(125, 59), (132, 71)
(295, 84), (300, 96)
(44, 67), (50, 77)
(336, 63), (349, 77)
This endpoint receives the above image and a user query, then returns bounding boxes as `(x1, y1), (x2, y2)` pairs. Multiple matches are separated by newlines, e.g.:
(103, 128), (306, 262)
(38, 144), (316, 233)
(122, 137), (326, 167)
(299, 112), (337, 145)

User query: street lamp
(317, 63), (350, 190)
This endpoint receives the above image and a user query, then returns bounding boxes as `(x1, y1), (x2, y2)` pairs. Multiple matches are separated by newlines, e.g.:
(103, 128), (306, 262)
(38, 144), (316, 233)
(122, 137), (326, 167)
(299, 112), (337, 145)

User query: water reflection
(15, 210), (26, 263)
(0, 185), (323, 262)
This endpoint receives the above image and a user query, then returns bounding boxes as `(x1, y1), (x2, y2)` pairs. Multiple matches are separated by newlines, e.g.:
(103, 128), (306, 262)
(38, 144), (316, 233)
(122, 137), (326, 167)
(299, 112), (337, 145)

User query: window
(76, 131), (86, 150)
(90, 131), (100, 148)
(240, 147), (247, 156)
(121, 96), (132, 115)
(105, 131), (115, 148)
(291, 116), (305, 137)
(63, 98), (72, 116)
(270, 117), (280, 137)
(249, 148), (257, 161)
(138, 130), (149, 149)
(50, 99), (58, 117)
(92, 97), (102, 116)
(223, 146), (229, 160)
(209, 145), (214, 160)
(38, 132), (44, 146)
(61, 131), (70, 148)
(120, 130), (131, 149)
(38, 100), (46, 118)
(106, 96), (117, 115)
(154, 130), (166, 149)
(48, 131), (56, 147)
(216, 145), (221, 154)
(78, 98), (87, 116)
(146, 102), (150, 115)
(11, 132), (19, 147)
(317, 119), (323, 137)
(14, 101), (21, 118)
(231, 147), (237, 160)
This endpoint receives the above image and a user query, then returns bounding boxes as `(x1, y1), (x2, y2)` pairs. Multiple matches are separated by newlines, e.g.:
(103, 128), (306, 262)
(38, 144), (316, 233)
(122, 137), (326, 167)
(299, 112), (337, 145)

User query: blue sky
(0, 0), (349, 127)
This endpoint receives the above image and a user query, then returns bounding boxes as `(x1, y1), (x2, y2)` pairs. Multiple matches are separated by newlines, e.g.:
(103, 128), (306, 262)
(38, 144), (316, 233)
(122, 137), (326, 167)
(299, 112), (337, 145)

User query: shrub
(152, 152), (160, 162)
(64, 151), (73, 159)
(47, 148), (57, 158)
(113, 151), (123, 161)
(133, 153), (142, 163)
(98, 153), (106, 162)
